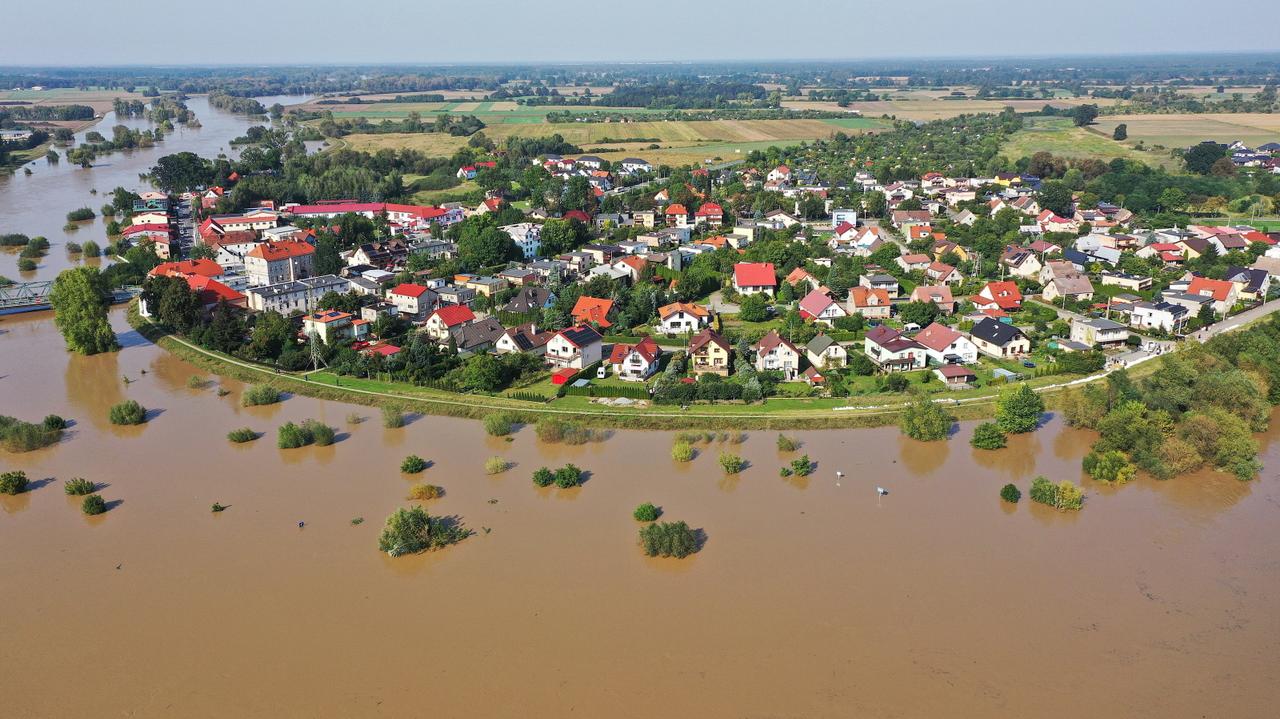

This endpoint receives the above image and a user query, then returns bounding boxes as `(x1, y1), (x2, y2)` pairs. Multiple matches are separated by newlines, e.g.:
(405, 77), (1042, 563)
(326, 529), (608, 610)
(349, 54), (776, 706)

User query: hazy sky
(4, 0), (1280, 65)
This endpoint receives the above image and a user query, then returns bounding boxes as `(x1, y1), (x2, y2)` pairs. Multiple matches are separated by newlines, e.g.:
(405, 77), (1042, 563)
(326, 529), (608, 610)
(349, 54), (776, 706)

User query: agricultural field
(833, 96), (1117, 121)
(331, 117), (889, 164)
(0, 87), (143, 115)
(1091, 113), (1280, 149)
(1000, 116), (1178, 169)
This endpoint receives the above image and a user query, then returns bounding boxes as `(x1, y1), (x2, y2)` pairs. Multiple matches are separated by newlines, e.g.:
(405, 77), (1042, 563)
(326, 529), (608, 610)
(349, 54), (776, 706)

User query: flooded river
(2, 94), (1279, 718)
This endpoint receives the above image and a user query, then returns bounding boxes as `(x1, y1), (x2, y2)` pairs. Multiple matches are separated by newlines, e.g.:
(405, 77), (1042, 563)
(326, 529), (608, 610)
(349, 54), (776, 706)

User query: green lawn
(1001, 116), (1175, 169)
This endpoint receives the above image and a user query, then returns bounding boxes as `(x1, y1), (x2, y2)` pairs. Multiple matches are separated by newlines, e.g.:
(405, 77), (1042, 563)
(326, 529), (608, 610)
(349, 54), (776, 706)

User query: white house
(545, 326), (604, 369)
(501, 222), (542, 259)
(656, 302), (710, 334)
(913, 322), (978, 365)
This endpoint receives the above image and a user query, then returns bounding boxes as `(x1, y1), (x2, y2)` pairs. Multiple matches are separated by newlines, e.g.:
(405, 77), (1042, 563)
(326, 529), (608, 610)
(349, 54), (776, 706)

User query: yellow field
(1091, 113), (1280, 148)
(483, 118), (862, 144)
(330, 133), (471, 156)
(842, 96), (1118, 121)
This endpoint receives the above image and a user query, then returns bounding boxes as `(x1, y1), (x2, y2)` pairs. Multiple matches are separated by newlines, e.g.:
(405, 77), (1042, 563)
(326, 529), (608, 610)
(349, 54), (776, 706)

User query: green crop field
(1091, 113), (1280, 149)
(1000, 116), (1177, 169)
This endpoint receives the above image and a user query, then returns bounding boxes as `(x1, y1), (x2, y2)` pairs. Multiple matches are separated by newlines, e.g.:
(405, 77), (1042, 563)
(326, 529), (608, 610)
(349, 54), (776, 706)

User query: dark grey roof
(806, 334), (837, 354)
(559, 325), (602, 348)
(503, 286), (552, 313)
(450, 316), (505, 350)
(970, 317), (1027, 346)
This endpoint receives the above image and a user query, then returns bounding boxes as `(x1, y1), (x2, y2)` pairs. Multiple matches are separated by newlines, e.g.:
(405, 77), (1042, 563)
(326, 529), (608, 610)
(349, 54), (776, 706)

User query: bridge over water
(0, 281), (139, 315)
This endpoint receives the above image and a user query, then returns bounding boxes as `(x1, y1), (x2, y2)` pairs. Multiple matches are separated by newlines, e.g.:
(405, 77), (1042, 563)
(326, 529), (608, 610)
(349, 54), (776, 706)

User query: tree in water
(49, 267), (119, 355)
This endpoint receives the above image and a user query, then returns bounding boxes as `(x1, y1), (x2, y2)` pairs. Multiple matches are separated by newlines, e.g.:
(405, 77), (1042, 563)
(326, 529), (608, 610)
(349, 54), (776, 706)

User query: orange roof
(849, 286), (890, 308)
(658, 301), (709, 320)
(246, 240), (314, 261)
(1188, 276), (1233, 302)
(665, 204), (689, 216)
(572, 296), (614, 328)
(305, 310), (353, 324)
(149, 259), (224, 278)
(185, 275), (244, 305)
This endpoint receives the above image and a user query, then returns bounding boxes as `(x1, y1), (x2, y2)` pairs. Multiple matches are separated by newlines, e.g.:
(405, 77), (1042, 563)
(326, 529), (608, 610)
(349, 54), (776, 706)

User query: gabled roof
(848, 286), (890, 307)
(658, 301), (709, 320)
(429, 304), (475, 327)
(798, 289), (837, 318)
(805, 334), (840, 355)
(695, 202), (723, 217)
(733, 262), (776, 287)
(754, 329), (798, 354)
(913, 322), (964, 353)
(609, 336), (660, 365)
(911, 285), (954, 305)
(1187, 275), (1234, 302)
(390, 283), (431, 298)
(976, 281), (1022, 309)
(555, 325), (603, 348)
(689, 328), (730, 354)
(970, 317), (1027, 346)
(865, 325), (902, 347)
(665, 203), (689, 216)
(149, 259), (224, 278)
(246, 240), (314, 261)
(450, 316), (505, 349)
(572, 296), (614, 328)
(185, 275), (244, 306)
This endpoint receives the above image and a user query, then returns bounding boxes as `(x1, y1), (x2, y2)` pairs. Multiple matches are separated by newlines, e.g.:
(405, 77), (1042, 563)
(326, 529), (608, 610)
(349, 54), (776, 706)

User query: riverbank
(129, 301), (1160, 430)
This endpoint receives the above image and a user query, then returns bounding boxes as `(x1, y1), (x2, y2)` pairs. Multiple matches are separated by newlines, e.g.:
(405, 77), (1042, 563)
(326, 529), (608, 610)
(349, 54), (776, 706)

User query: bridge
(0, 281), (140, 315)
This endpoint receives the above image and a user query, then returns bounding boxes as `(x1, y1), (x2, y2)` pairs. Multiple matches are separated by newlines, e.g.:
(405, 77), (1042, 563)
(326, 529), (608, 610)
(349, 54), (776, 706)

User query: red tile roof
(572, 296), (614, 328)
(665, 204), (689, 216)
(430, 304), (475, 327)
(390, 283), (430, 298)
(246, 240), (314, 261)
(733, 262), (776, 288)
(149, 259), (224, 278)
(1188, 276), (1233, 302)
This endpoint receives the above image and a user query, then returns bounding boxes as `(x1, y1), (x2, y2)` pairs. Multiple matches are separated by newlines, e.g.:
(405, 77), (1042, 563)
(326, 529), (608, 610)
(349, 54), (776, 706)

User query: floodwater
(3, 90), (1278, 717)
(0, 94), (309, 282)
(1, 307), (1278, 718)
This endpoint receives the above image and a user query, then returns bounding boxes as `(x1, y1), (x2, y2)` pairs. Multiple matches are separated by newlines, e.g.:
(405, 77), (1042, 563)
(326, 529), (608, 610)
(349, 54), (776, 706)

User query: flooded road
(1, 307), (1278, 717)
(0, 94), (307, 282)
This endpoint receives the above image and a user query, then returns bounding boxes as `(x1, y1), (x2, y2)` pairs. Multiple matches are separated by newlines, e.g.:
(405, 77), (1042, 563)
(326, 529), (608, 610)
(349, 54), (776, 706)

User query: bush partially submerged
(485, 456), (510, 475)
(532, 467), (554, 487)
(1083, 450), (1137, 483)
(242, 384), (282, 407)
(407, 483), (444, 500)
(81, 494), (107, 515)
(0, 470), (30, 495)
(718, 453), (745, 474)
(639, 521), (700, 558)
(970, 422), (1008, 450)
(671, 441), (695, 462)
(401, 455), (428, 474)
(554, 464), (583, 488)
(381, 405), (406, 428)
(108, 400), (146, 425)
(42, 414), (68, 431)
(1000, 483), (1021, 503)
(277, 419), (336, 448)
(227, 427), (258, 443)
(633, 502), (661, 522)
(64, 478), (96, 496)
(0, 414), (64, 452)
(535, 418), (603, 445)
(483, 413), (515, 436)
(378, 506), (470, 556)
(1030, 476), (1083, 511)
(776, 434), (799, 452)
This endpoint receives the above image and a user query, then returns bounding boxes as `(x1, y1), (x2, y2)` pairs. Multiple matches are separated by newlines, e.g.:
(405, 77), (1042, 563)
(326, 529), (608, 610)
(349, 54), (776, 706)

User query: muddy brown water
(2, 307), (1279, 718)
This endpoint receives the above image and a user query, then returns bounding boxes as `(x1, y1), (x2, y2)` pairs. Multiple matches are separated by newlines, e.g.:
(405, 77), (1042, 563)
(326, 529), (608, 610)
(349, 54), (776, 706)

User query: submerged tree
(49, 266), (119, 355)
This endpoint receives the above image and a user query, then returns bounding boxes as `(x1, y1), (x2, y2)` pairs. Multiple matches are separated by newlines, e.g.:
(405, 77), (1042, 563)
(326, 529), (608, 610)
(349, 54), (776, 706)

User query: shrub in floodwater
(401, 455), (428, 474)
(407, 483), (444, 500)
(776, 434), (799, 452)
(633, 503), (661, 522)
(554, 464), (583, 489)
(64, 478), (96, 496)
(1030, 475), (1083, 511)
(378, 506), (470, 556)
(346, 412), (362, 424)
(1083, 450), (1137, 484)
(671, 441), (695, 462)
(0, 470), (30, 495)
(970, 422), (1008, 450)
(108, 400), (146, 425)
(639, 521), (700, 558)
(483, 413), (514, 436)
(534, 418), (601, 445)
(381, 405), (406, 428)
(186, 375), (207, 389)
(18, 258), (37, 272)
(81, 494), (107, 515)
(66, 207), (96, 222)
(302, 419), (335, 447)
(81, 240), (101, 258)
(241, 384), (282, 407)
(0, 415), (63, 452)
(227, 427), (258, 443)
(532, 467), (554, 487)
(789, 455), (813, 477)
(485, 456), (510, 475)
(718, 453), (745, 475)
(1000, 483), (1021, 503)
(211, 503), (227, 513)
(42, 414), (67, 431)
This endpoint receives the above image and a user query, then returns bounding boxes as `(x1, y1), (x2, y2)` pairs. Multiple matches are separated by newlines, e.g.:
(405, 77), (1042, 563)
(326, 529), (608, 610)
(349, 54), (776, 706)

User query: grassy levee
(129, 300), (1153, 431)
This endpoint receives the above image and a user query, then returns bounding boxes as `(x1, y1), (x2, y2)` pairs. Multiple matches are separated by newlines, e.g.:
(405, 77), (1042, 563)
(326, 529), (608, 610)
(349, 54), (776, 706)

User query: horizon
(4, 0), (1280, 66)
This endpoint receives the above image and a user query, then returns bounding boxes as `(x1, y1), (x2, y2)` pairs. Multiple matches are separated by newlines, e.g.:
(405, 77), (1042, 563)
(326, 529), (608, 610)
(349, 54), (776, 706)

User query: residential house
(969, 317), (1031, 358)
(423, 305), (476, 343)
(495, 323), (554, 356)
(656, 302), (710, 334)
(925, 261), (962, 285)
(1070, 317), (1130, 348)
(1186, 275), (1238, 316)
(1223, 266), (1271, 301)
(971, 281), (1023, 312)
(450, 316), (505, 355)
(503, 286), (555, 314)
(859, 273), (899, 297)
(1129, 301), (1189, 334)
(436, 284), (475, 307)
(1001, 246), (1043, 279)
(754, 330), (802, 380)
(571, 296), (614, 328)
(1040, 261), (1095, 303)
(609, 337), (661, 381)
(386, 283), (437, 318)
(891, 209), (932, 228)
(244, 275), (351, 314)
(805, 334), (847, 369)
(664, 203), (691, 228)
(302, 310), (370, 344)
(784, 267), (822, 292)
(863, 326), (927, 372)
(897, 253), (933, 273)
(797, 289), (848, 326)
(934, 365), (978, 386)
(545, 326), (604, 370)
(910, 285), (957, 314)
(501, 223), (542, 258)
(689, 328), (733, 376)
(694, 202), (724, 227)
(847, 286), (892, 319)
(913, 322), (978, 365)
(1100, 271), (1153, 292)
(733, 262), (777, 296)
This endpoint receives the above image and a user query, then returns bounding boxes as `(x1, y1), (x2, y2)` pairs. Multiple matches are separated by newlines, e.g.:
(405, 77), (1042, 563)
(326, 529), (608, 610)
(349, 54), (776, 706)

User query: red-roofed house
(971, 281), (1023, 312)
(386, 283), (437, 317)
(572, 296), (614, 328)
(608, 337), (661, 381)
(665, 203), (690, 228)
(302, 310), (370, 344)
(423, 304), (476, 342)
(767, 165), (791, 183)
(695, 202), (724, 227)
(847, 286), (892, 319)
(183, 275), (245, 312)
(149, 259), (224, 279)
(732, 262), (777, 296)
(1187, 276), (1238, 316)
(913, 322), (978, 364)
(798, 289), (848, 326)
